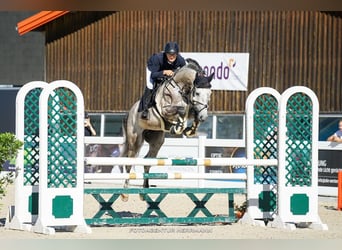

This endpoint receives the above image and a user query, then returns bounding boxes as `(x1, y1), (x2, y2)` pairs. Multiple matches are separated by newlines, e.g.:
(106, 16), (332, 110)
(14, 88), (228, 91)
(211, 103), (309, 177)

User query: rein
(163, 77), (193, 105)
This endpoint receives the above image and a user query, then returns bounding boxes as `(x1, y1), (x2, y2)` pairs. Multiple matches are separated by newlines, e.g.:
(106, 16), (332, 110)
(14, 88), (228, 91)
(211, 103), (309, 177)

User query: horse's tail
(122, 114), (128, 139)
(119, 114), (129, 157)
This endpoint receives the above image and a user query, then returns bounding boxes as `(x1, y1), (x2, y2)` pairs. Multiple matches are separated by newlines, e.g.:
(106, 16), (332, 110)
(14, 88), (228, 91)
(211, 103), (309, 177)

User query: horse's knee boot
(183, 127), (196, 137)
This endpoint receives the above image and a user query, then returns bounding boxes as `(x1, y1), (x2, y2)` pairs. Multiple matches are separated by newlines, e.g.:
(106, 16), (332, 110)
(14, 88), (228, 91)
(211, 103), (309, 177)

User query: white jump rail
(84, 172), (247, 181)
(84, 156), (278, 167)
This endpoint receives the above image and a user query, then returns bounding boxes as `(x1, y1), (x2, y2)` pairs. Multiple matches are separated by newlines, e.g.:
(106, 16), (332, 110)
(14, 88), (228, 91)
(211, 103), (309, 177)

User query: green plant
(0, 132), (23, 204)
(234, 201), (247, 219)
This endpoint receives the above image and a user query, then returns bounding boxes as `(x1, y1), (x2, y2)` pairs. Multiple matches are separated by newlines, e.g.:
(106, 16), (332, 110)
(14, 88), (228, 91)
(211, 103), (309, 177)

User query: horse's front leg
(170, 116), (186, 135)
(183, 119), (200, 137)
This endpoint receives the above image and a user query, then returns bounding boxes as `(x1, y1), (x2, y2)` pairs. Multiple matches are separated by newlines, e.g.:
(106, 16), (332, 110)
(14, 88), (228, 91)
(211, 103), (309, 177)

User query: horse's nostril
(199, 113), (208, 122)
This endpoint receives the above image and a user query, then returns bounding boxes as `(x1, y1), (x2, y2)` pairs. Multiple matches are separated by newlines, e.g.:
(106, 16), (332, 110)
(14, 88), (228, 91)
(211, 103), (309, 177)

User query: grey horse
(119, 59), (214, 201)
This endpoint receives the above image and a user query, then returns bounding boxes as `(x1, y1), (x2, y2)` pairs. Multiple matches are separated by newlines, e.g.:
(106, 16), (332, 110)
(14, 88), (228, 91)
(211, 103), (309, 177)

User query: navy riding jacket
(147, 52), (186, 85)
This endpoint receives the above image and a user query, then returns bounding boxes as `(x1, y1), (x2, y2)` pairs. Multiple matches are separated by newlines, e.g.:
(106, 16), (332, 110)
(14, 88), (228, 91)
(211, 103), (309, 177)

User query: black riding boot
(140, 87), (153, 119)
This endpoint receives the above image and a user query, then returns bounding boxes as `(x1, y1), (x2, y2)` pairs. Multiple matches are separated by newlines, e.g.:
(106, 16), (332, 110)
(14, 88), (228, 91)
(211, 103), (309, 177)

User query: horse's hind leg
(140, 130), (165, 200)
(120, 127), (144, 201)
(120, 165), (132, 202)
(120, 143), (142, 201)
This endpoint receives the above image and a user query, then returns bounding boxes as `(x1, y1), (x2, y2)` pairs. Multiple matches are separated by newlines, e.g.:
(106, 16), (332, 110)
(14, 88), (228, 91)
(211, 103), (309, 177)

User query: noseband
(190, 88), (209, 113)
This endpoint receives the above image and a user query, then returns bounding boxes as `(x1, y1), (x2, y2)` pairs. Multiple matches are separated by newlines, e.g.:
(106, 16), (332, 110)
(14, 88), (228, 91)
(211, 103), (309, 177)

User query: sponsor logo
(202, 58), (236, 80)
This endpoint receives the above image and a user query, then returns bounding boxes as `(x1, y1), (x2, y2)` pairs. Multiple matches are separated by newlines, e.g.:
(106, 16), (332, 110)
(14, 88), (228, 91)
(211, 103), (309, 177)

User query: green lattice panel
(253, 94), (278, 185)
(23, 88), (42, 186)
(47, 88), (78, 188)
(285, 93), (313, 187)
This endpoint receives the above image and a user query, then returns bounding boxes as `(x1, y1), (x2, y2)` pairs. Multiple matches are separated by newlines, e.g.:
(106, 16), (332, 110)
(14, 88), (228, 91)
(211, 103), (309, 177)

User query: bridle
(190, 87), (209, 114)
(162, 66), (211, 113)
(163, 76), (193, 105)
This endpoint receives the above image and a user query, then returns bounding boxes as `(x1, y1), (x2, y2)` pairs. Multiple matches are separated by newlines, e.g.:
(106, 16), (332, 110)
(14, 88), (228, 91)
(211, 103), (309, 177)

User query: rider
(139, 41), (186, 119)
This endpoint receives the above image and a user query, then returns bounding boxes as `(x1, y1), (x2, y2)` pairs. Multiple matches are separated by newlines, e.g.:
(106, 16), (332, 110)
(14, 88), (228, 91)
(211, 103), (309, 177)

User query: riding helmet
(164, 42), (179, 54)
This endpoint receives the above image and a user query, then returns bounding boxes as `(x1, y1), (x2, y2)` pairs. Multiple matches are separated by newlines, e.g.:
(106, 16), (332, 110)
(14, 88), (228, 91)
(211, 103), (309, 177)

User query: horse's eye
(195, 92), (200, 96)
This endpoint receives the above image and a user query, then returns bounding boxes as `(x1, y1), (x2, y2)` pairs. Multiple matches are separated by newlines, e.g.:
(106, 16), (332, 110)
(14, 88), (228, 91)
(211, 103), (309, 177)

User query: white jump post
(31, 80), (91, 234)
(241, 86), (327, 230)
(6, 81), (48, 231)
(6, 80), (91, 234)
(270, 86), (327, 230)
(240, 87), (281, 226)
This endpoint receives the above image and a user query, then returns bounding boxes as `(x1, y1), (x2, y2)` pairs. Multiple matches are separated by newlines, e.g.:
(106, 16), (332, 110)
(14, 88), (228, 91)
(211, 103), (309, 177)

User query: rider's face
(166, 53), (177, 63)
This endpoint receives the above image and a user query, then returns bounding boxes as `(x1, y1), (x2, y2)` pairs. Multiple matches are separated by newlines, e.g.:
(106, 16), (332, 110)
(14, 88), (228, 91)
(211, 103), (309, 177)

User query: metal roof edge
(17, 10), (70, 36)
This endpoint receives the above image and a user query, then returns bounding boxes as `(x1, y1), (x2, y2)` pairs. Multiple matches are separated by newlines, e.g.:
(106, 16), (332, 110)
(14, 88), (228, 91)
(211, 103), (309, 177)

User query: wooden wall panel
(45, 11), (342, 113)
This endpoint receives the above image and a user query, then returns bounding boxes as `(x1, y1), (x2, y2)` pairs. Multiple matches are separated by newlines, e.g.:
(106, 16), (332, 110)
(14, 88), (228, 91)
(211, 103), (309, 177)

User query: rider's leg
(141, 87), (153, 119)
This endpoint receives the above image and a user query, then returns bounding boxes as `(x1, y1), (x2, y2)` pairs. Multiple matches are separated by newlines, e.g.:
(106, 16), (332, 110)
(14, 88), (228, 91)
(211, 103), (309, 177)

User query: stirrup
(141, 110), (149, 119)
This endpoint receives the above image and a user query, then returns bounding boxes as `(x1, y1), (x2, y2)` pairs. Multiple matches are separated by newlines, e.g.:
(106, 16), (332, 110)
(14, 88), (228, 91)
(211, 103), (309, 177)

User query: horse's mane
(185, 58), (206, 75)
(172, 66), (197, 87)
(164, 58), (212, 91)
(171, 58), (207, 86)
(185, 58), (212, 89)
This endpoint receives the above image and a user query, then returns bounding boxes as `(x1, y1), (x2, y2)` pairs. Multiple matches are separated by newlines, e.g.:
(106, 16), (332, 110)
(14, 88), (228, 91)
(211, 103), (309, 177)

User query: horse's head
(192, 72), (214, 122)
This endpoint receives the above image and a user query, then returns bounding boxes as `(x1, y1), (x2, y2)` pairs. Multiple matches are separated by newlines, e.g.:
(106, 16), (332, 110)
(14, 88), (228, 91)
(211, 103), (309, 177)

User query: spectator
(84, 112), (96, 136)
(327, 119), (342, 142)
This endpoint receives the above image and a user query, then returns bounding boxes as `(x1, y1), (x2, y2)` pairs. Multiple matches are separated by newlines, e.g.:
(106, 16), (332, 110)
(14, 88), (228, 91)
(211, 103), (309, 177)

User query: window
(86, 113), (342, 141)
(103, 114), (125, 136)
(88, 114), (101, 136)
(216, 115), (244, 139)
(319, 115), (342, 141)
(89, 113), (246, 139)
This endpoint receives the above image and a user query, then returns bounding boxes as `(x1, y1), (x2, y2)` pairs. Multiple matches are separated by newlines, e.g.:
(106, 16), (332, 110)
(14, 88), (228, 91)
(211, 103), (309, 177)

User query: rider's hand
(163, 70), (174, 77)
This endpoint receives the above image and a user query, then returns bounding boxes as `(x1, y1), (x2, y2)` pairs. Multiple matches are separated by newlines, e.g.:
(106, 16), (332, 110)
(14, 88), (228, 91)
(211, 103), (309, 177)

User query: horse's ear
(194, 72), (213, 88)
(207, 72), (214, 82)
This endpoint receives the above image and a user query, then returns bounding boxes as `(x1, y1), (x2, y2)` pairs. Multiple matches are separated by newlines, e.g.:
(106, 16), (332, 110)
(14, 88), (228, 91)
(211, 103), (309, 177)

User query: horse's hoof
(184, 128), (196, 137)
(139, 194), (146, 201)
(121, 194), (129, 202)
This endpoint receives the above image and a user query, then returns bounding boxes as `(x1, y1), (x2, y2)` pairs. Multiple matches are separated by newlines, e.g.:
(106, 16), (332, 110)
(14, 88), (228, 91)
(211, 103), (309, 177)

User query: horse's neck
(173, 67), (196, 88)
(164, 78), (191, 93)
(159, 80), (184, 100)
(153, 79), (189, 111)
